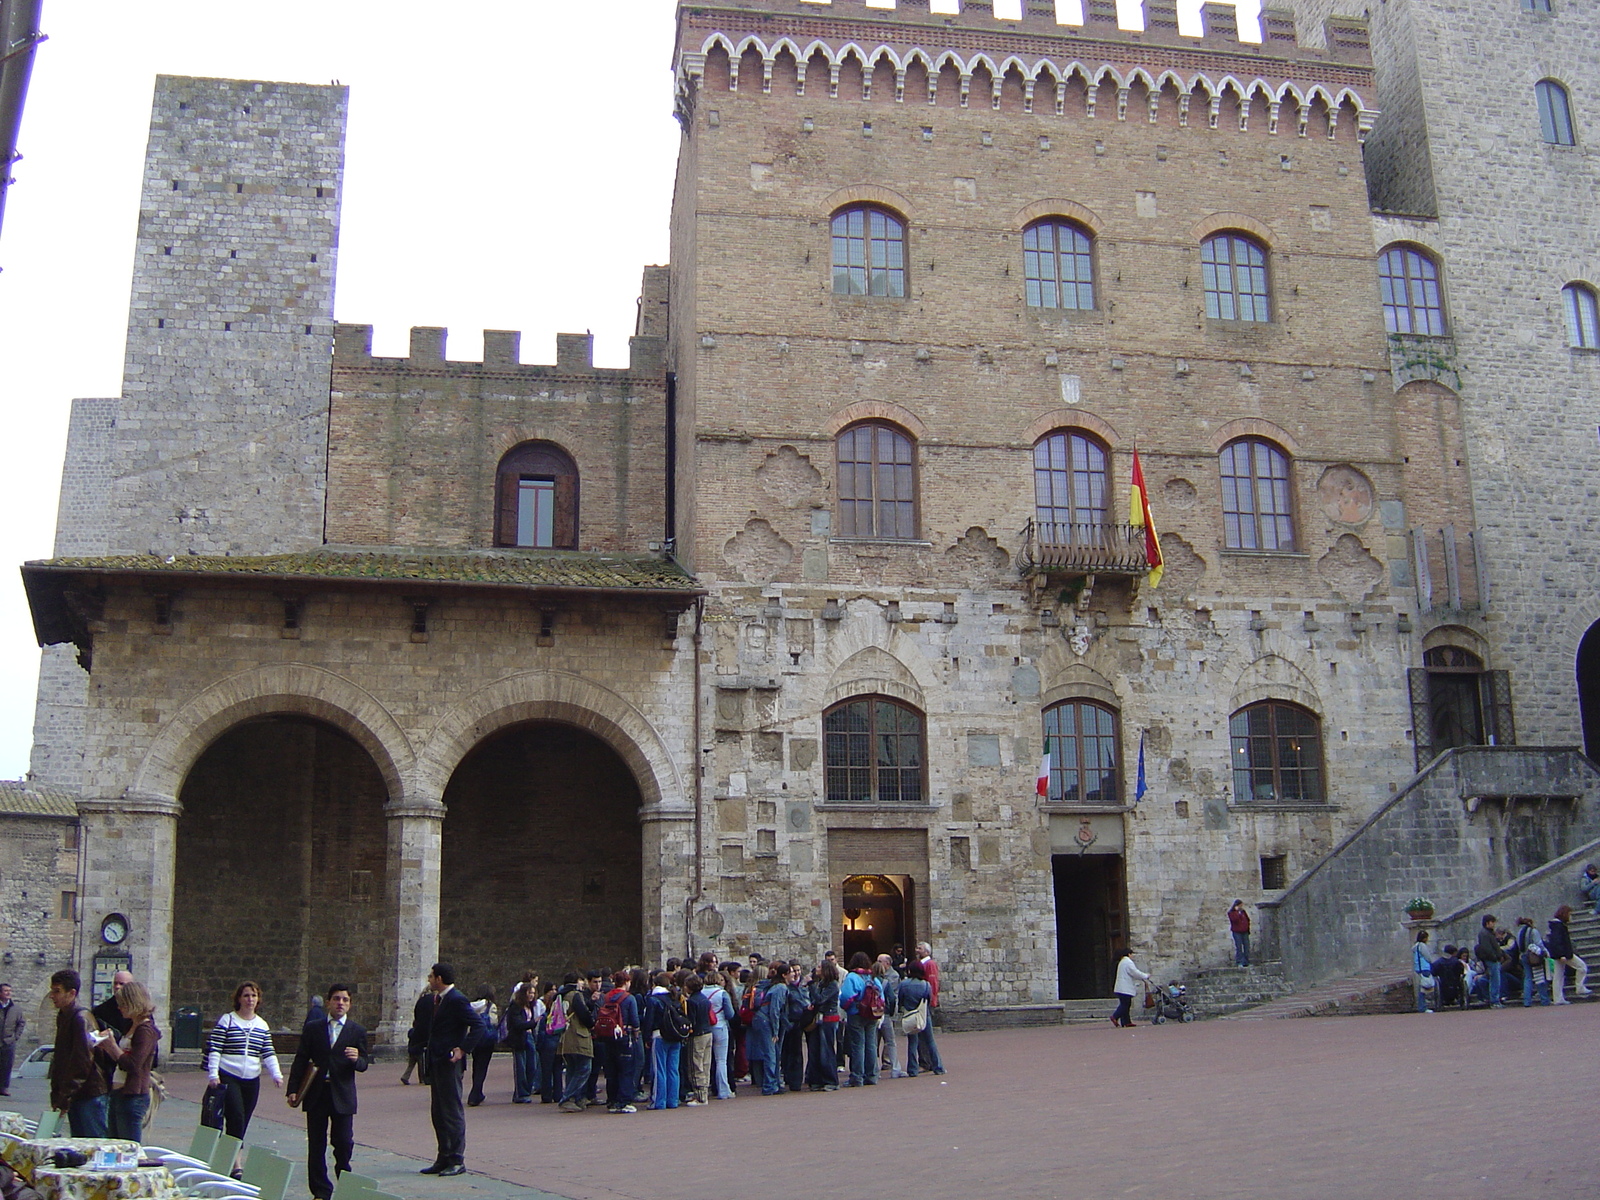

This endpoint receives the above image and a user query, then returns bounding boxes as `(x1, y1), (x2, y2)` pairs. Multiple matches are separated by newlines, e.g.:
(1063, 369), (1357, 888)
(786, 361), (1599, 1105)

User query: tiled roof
(0, 780), (78, 818)
(27, 548), (701, 593)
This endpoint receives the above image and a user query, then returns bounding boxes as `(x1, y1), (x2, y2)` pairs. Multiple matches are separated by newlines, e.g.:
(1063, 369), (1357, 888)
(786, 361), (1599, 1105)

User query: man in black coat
(286, 984), (370, 1200)
(406, 962), (479, 1177)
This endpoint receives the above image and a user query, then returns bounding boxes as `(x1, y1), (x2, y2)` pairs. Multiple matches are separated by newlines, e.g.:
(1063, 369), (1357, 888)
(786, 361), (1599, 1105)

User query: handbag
(199, 1081), (226, 1130)
(899, 999), (928, 1036)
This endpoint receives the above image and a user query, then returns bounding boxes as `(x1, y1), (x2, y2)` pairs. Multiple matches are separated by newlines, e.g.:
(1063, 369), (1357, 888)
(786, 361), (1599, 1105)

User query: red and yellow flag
(1130, 447), (1164, 589)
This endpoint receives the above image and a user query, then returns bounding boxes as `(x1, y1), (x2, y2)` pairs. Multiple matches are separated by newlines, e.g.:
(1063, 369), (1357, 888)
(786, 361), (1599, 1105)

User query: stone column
(640, 804), (697, 966)
(76, 793), (180, 1020)
(380, 798), (445, 1046)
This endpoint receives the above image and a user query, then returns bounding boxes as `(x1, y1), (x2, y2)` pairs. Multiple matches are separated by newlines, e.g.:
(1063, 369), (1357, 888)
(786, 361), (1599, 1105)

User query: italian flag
(1130, 447), (1164, 589)
(1037, 752), (1051, 798)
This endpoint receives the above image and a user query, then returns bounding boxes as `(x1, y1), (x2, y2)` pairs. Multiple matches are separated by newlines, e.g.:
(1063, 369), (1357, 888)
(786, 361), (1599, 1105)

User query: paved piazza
(4, 1008), (1587, 1200)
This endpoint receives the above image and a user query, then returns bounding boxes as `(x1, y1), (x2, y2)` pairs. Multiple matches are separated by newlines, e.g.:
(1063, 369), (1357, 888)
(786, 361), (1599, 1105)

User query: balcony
(1019, 520), (1149, 577)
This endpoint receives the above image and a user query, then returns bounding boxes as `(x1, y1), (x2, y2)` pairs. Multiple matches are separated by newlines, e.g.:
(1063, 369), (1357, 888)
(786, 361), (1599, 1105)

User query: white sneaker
(684, 1099), (705, 1106)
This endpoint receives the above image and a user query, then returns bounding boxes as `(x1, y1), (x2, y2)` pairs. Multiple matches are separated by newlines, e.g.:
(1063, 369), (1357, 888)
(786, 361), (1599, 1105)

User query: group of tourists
(403, 943), (945, 1174)
(1411, 904), (1592, 1011)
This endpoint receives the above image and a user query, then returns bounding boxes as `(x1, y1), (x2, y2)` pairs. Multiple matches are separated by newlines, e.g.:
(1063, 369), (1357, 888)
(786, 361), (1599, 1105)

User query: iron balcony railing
(1019, 519), (1149, 575)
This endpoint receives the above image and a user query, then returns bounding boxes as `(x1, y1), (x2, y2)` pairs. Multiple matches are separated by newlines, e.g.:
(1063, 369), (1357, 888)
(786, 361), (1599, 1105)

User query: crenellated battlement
(332, 324), (666, 380)
(675, 0), (1373, 138)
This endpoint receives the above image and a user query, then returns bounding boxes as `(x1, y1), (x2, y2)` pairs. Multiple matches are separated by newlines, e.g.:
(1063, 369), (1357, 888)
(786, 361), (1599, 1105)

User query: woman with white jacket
(1111, 950), (1150, 1028)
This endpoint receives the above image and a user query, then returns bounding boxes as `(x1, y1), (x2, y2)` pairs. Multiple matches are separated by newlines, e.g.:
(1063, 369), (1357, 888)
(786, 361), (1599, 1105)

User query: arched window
(494, 441), (578, 549)
(1423, 646), (1487, 751)
(836, 422), (916, 539)
(1023, 220), (1095, 310)
(823, 697), (926, 805)
(1230, 701), (1324, 802)
(1033, 431), (1109, 544)
(1042, 700), (1120, 805)
(1564, 283), (1599, 348)
(1201, 233), (1270, 322)
(1220, 439), (1295, 551)
(1537, 80), (1575, 145)
(1379, 245), (1448, 336)
(831, 206), (906, 297)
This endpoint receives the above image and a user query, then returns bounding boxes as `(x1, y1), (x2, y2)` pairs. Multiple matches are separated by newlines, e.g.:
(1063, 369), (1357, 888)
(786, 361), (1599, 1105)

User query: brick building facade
(9, 0), (1589, 1038)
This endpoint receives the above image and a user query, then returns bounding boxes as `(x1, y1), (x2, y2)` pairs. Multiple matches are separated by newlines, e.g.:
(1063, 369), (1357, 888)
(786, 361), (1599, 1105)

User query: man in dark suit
(406, 962), (478, 1177)
(286, 984), (370, 1200)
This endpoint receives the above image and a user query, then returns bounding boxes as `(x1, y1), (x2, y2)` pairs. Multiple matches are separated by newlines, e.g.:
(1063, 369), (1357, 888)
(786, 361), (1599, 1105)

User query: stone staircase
(1569, 908), (1600, 965)
(1181, 961), (1295, 1017)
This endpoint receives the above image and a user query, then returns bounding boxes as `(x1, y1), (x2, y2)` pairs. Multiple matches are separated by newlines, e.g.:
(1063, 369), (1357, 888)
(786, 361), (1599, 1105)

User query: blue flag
(1135, 730), (1148, 802)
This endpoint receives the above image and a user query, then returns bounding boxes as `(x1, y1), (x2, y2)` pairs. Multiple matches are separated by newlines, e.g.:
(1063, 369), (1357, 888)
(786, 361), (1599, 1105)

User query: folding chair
(33, 1110), (61, 1139)
(145, 1122), (220, 1167)
(330, 1171), (380, 1200)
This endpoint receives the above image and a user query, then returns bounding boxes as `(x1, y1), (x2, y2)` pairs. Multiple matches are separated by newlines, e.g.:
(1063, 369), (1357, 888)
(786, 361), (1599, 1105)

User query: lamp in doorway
(844, 907), (862, 930)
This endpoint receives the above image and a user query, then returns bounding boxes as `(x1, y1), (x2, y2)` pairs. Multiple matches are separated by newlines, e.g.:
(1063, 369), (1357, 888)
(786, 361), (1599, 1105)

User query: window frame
(831, 205), (908, 298)
(835, 421), (918, 540)
(1022, 219), (1096, 311)
(1536, 79), (1576, 145)
(1378, 245), (1449, 336)
(1201, 232), (1272, 323)
(1219, 438), (1297, 552)
(1563, 283), (1599, 349)
(1041, 699), (1122, 806)
(494, 441), (579, 549)
(822, 695), (928, 806)
(1229, 700), (1325, 803)
(1032, 430), (1111, 544)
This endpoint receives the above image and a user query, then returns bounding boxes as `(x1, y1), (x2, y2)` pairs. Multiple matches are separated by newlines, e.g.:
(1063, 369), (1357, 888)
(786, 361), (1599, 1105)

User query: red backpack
(592, 987), (628, 1040)
(738, 984), (759, 1027)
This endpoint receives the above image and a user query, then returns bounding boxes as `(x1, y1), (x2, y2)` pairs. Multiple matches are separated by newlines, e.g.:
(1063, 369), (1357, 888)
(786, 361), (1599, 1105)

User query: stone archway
(1579, 621), (1600, 761)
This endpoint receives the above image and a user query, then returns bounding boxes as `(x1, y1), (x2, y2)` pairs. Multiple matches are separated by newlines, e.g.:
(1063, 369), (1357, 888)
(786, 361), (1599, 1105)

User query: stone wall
(0, 796), (79, 1035)
(1259, 747), (1600, 986)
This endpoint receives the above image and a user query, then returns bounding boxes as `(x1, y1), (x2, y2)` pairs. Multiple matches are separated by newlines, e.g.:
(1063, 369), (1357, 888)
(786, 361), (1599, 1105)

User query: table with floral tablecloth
(30, 1167), (177, 1200)
(0, 1139), (142, 1183)
(0, 1111), (30, 1137)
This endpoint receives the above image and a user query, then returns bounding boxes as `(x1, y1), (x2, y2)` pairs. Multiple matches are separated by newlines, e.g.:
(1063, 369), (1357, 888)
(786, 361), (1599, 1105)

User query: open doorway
(840, 873), (910, 964)
(1580, 622), (1600, 762)
(1052, 854), (1126, 999)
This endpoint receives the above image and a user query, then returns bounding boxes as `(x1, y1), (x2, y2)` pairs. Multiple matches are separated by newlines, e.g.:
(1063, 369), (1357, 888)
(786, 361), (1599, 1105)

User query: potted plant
(1405, 896), (1435, 921)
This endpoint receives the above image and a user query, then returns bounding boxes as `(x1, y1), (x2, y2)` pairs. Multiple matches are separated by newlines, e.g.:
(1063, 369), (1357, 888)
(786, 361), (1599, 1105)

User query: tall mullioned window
(1023, 220), (1095, 310)
(836, 422), (917, 539)
(1379, 245), (1448, 336)
(831, 206), (906, 297)
(824, 697), (926, 804)
(1230, 701), (1324, 802)
(1033, 431), (1109, 542)
(1564, 283), (1599, 348)
(1201, 233), (1270, 322)
(1042, 700), (1120, 805)
(1537, 80), (1575, 145)
(1220, 439), (1295, 551)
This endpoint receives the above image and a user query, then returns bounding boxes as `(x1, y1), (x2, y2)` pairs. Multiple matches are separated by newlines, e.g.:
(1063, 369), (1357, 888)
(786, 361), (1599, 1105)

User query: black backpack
(786, 983), (813, 1029)
(657, 991), (693, 1041)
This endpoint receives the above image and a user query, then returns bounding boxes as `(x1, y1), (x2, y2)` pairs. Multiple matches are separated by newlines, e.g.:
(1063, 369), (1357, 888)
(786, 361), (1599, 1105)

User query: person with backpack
(506, 982), (539, 1103)
(874, 954), (904, 1079)
(465, 987), (498, 1107)
(898, 959), (944, 1075)
(593, 969), (640, 1113)
(1515, 917), (1552, 1006)
(805, 961), (841, 1091)
(647, 972), (691, 1109)
(839, 952), (882, 1087)
(748, 963), (786, 1096)
(535, 980), (564, 1103)
(1411, 930), (1436, 1013)
(683, 974), (714, 1106)
(703, 969), (736, 1100)
(556, 974), (596, 1113)
(733, 968), (757, 1085)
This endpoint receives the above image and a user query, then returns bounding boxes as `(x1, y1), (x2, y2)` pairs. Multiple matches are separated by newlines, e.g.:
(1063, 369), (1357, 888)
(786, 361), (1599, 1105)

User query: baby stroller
(1147, 981), (1196, 1024)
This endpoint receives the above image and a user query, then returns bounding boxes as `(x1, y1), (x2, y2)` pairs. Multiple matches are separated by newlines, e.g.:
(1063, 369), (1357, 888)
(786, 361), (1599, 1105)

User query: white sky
(0, 0), (1258, 780)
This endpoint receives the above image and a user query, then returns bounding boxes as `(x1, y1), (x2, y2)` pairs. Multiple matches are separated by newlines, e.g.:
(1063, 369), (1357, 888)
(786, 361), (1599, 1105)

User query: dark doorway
(1580, 622), (1600, 761)
(440, 721), (642, 991)
(840, 874), (906, 963)
(1425, 646), (1487, 752)
(173, 717), (390, 1022)
(1052, 854), (1126, 999)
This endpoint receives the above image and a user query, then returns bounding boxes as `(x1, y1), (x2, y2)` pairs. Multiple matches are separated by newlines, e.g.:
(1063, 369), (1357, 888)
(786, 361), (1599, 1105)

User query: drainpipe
(685, 596), (705, 957)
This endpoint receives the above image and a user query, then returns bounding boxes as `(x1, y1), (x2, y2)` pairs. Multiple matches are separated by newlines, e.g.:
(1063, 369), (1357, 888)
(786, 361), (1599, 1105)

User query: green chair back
(246, 1152), (296, 1200)
(34, 1110), (61, 1139)
(186, 1125), (221, 1162)
(330, 1172), (379, 1200)
(240, 1145), (280, 1186)
(206, 1132), (242, 1175)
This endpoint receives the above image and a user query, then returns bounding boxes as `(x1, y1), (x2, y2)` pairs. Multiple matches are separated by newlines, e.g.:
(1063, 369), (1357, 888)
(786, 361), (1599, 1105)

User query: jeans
(1113, 992), (1135, 1026)
(67, 1093), (109, 1137)
(905, 1025), (944, 1075)
(537, 1032), (563, 1102)
(710, 1023), (732, 1098)
(597, 1035), (637, 1109)
(512, 1033), (538, 1100)
(1233, 931), (1250, 967)
(806, 1021), (839, 1088)
(879, 1013), (901, 1075)
(1523, 969), (1551, 1006)
(650, 1037), (680, 1109)
(844, 1016), (878, 1085)
(1415, 974), (1432, 1012)
(108, 1092), (148, 1140)
(1485, 960), (1503, 1004)
(558, 1054), (592, 1106)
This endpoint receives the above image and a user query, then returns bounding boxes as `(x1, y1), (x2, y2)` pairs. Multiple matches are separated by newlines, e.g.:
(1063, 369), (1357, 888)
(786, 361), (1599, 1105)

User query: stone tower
(29, 76), (347, 790)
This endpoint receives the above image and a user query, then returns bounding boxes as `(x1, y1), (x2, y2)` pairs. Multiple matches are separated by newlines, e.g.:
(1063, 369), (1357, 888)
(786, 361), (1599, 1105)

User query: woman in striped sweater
(204, 981), (282, 1150)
